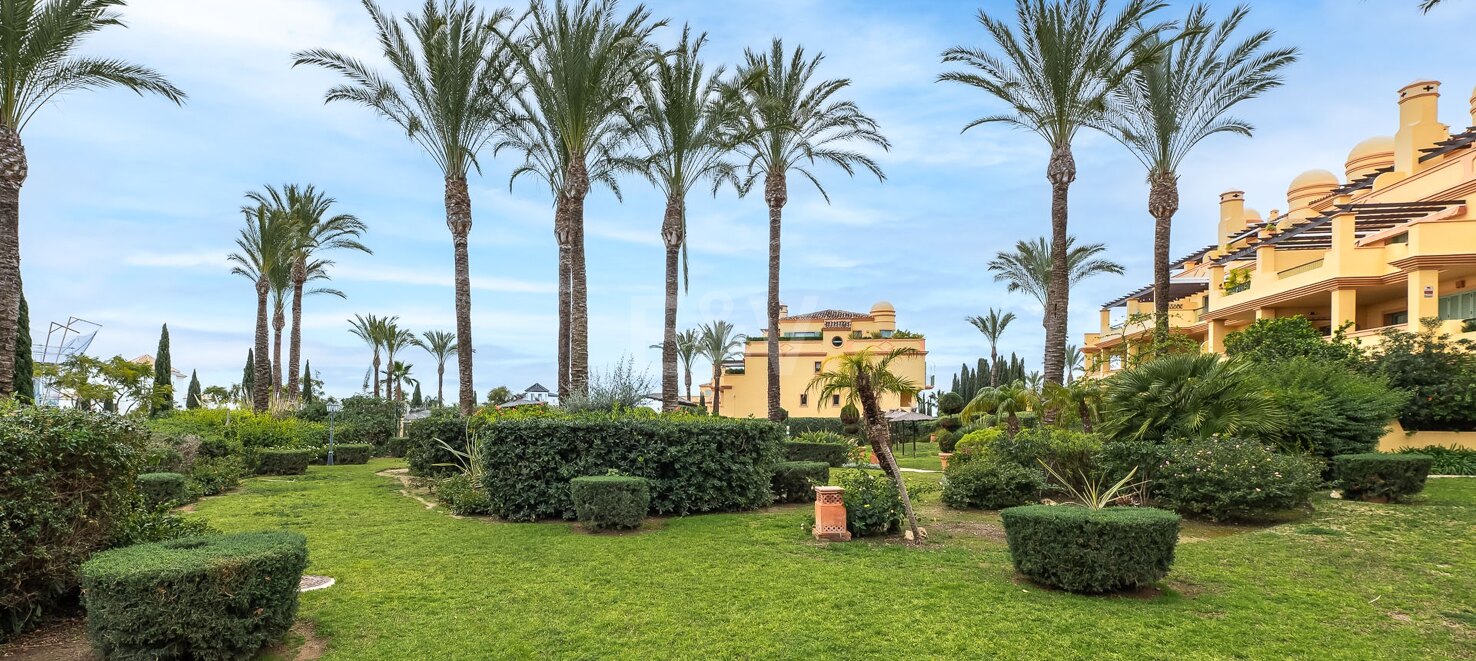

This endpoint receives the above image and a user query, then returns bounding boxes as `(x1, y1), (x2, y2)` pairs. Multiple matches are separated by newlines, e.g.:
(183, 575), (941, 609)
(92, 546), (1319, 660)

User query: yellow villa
(1084, 79), (1476, 375)
(700, 301), (928, 418)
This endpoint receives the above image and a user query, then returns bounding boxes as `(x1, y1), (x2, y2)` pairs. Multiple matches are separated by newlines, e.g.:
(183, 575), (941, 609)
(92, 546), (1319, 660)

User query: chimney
(778, 304), (788, 318)
(1469, 84), (1476, 126)
(1217, 190), (1246, 252)
(1394, 80), (1447, 175)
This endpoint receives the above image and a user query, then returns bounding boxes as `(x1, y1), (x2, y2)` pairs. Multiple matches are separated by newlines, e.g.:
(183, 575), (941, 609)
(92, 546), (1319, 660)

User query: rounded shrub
(771, 461), (830, 503)
(1154, 437), (1320, 521)
(1333, 453), (1434, 502)
(255, 448), (311, 476)
(836, 469), (902, 538)
(570, 475), (651, 531)
(328, 443), (373, 465)
(80, 531), (308, 661)
(942, 461), (1044, 510)
(935, 414), (962, 432)
(954, 428), (1004, 464)
(935, 429), (958, 454)
(1000, 505), (1180, 594)
(136, 472), (188, 507)
(938, 392), (965, 416)
(197, 436), (239, 459)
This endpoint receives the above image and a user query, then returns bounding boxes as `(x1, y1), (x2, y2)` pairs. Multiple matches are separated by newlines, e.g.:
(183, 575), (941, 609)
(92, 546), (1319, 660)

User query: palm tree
(295, 0), (515, 414)
(1102, 5), (1295, 344)
(248, 184), (370, 400)
(1045, 377), (1103, 432)
(807, 347), (923, 545)
(347, 314), (389, 398)
(649, 327), (701, 403)
(986, 236), (1125, 340)
(496, 0), (663, 401)
(380, 322), (417, 401)
(388, 360), (417, 402)
(962, 380), (1037, 437)
(626, 26), (742, 412)
(0, 0), (185, 396)
(228, 205), (292, 412)
(1100, 353), (1285, 443)
(696, 320), (744, 416)
(268, 259), (291, 403)
(965, 308), (1016, 387)
(940, 0), (1172, 387)
(417, 330), (457, 406)
(734, 38), (889, 423)
(1063, 343), (1084, 383)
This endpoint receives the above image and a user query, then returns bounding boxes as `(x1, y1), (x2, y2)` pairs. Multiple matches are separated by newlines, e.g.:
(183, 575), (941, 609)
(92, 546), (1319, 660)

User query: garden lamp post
(326, 398), (342, 466)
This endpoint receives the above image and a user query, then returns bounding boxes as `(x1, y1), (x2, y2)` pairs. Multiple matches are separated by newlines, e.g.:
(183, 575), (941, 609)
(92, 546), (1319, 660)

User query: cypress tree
(14, 289), (32, 404)
(242, 349), (255, 404)
(411, 383), (423, 408)
(186, 370), (202, 409)
(152, 324), (173, 415)
(302, 359), (315, 404)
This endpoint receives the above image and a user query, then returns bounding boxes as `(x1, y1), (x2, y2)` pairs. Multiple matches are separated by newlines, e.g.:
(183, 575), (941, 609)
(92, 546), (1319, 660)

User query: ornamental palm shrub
(1154, 437), (1320, 521)
(81, 532), (307, 661)
(1333, 453), (1434, 502)
(942, 460), (1045, 510)
(1100, 353), (1286, 444)
(1252, 358), (1407, 466)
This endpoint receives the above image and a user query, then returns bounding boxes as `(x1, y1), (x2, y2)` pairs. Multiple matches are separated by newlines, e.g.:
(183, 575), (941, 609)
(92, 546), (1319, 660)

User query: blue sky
(20, 0), (1476, 399)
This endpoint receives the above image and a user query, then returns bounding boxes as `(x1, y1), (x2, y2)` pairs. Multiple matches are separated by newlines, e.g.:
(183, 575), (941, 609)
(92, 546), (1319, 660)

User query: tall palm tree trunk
(371, 352), (381, 398)
(856, 369), (921, 544)
(684, 365), (692, 402)
(566, 160), (591, 398)
(1148, 170), (1179, 346)
(555, 209), (572, 400)
(252, 281), (271, 412)
(272, 307), (285, 404)
(764, 171), (786, 422)
(1043, 144), (1075, 391)
(287, 263), (305, 401)
(711, 365), (722, 416)
(988, 344), (999, 388)
(446, 176), (475, 414)
(436, 363), (445, 407)
(659, 196), (683, 412)
(0, 127), (26, 397)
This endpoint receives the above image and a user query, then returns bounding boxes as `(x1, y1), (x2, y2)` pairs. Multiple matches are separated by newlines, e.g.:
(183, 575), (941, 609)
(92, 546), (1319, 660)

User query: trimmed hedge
(81, 531), (307, 660)
(783, 441), (848, 467)
(255, 448), (311, 476)
(1001, 505), (1180, 594)
(570, 476), (650, 531)
(328, 443), (373, 465)
(1334, 453), (1434, 502)
(405, 408), (468, 475)
(136, 473), (188, 507)
(942, 461), (1044, 510)
(771, 461), (830, 503)
(785, 417), (847, 436)
(1, 406), (150, 636)
(479, 416), (783, 521)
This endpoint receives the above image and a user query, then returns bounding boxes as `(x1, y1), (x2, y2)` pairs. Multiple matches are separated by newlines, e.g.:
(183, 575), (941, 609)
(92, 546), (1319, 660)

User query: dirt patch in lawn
(933, 520), (1007, 543)
(0, 619), (326, 661)
(378, 468), (440, 511)
(259, 621), (329, 661)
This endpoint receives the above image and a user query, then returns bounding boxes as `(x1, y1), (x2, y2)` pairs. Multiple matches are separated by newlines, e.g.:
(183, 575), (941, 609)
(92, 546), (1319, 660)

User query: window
(813, 361), (822, 373)
(831, 336), (843, 347)
(1439, 290), (1476, 320)
(1384, 311), (1408, 327)
(832, 394), (841, 406)
(1390, 233), (1409, 244)
(799, 393), (808, 407)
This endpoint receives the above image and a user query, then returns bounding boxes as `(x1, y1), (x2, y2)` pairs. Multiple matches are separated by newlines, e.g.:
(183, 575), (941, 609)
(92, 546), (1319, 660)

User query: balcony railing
(1277, 258), (1324, 279)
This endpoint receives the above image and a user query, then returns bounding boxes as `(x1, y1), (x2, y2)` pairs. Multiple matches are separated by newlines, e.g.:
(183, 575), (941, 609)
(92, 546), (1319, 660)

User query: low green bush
(569, 475), (650, 531)
(380, 436), (409, 458)
(942, 460), (1045, 510)
(935, 429), (958, 453)
(1253, 358), (1407, 466)
(991, 428), (1102, 486)
(186, 457), (243, 498)
(1334, 453), (1434, 502)
(230, 414), (325, 449)
(1000, 505), (1180, 594)
(325, 396), (402, 449)
(141, 443), (187, 473)
(108, 500), (214, 549)
(954, 428), (1004, 464)
(1397, 445), (1476, 475)
(783, 441), (848, 467)
(81, 531), (308, 660)
(406, 407), (468, 475)
(328, 443), (373, 465)
(136, 473), (188, 507)
(435, 474), (492, 516)
(0, 404), (149, 637)
(1155, 438), (1320, 521)
(197, 436), (238, 459)
(935, 414), (962, 432)
(771, 461), (830, 503)
(786, 417), (847, 436)
(836, 469), (902, 538)
(255, 448), (311, 476)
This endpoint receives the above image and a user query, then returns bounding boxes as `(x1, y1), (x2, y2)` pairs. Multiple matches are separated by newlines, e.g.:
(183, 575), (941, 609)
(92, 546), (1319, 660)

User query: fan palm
(247, 184), (370, 399)
(1044, 377), (1102, 432)
(734, 38), (889, 422)
(417, 329), (457, 406)
(294, 0), (515, 414)
(696, 320), (744, 417)
(495, 0), (663, 400)
(649, 327), (701, 403)
(1101, 5), (1295, 344)
(1099, 353), (1286, 443)
(0, 0), (185, 396)
(228, 204), (293, 412)
(965, 308), (1016, 387)
(807, 347), (923, 545)
(626, 26), (743, 412)
(940, 0), (1172, 387)
(987, 236), (1125, 337)
(347, 313), (389, 398)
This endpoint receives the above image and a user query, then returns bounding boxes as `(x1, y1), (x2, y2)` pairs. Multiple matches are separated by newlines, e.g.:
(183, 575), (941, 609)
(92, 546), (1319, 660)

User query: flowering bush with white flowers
(1154, 436), (1320, 522)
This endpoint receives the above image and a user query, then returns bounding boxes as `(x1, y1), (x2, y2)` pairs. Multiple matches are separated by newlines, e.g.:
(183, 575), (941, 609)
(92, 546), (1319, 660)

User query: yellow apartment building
(1084, 79), (1476, 375)
(700, 301), (928, 418)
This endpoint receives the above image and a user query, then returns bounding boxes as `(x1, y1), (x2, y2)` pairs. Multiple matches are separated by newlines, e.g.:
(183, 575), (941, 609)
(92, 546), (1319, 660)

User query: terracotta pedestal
(813, 486), (851, 541)
(938, 452), (953, 471)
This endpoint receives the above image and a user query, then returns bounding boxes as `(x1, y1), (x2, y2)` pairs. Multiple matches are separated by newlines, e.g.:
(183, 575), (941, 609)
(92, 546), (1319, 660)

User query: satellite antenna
(34, 316), (101, 407)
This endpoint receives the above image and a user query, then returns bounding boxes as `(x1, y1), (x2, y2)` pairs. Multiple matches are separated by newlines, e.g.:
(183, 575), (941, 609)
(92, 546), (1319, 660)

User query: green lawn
(188, 460), (1476, 660)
